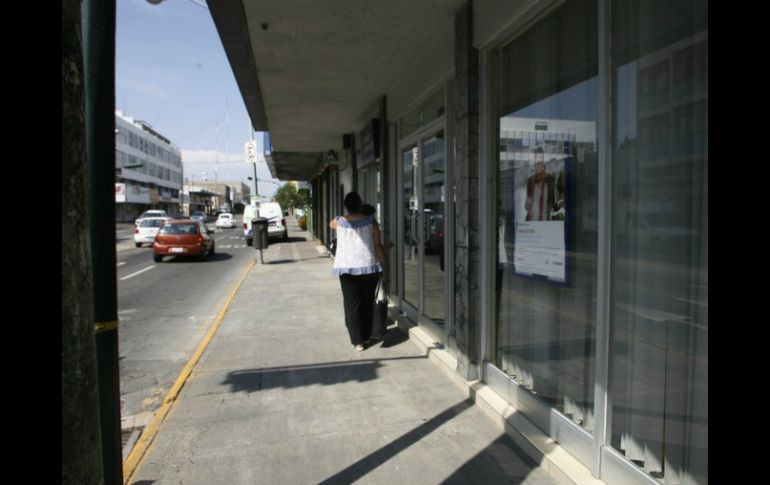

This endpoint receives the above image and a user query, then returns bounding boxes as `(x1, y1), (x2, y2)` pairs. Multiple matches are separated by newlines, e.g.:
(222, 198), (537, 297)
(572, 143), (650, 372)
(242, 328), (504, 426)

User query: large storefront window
(610, 1), (708, 484)
(494, 0), (598, 432)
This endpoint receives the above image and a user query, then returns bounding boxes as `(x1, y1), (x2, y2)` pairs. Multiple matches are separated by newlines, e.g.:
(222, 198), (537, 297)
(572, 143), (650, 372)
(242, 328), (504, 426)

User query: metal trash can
(252, 217), (269, 250)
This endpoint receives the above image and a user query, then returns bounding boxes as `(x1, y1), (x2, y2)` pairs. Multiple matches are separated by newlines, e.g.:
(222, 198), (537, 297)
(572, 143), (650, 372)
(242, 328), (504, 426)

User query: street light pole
(252, 161), (259, 198)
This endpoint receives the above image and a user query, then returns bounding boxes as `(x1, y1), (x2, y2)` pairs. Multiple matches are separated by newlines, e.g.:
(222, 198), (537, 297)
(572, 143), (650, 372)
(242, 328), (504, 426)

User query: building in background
(185, 180), (250, 215)
(115, 111), (183, 221)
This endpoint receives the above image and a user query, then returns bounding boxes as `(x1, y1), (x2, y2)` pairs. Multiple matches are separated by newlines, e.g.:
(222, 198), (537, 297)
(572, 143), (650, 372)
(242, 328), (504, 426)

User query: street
(115, 218), (259, 454)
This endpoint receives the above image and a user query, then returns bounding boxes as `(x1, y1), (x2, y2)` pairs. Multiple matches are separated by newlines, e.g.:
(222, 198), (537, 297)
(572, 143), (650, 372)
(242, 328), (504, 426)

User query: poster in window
(512, 146), (571, 285)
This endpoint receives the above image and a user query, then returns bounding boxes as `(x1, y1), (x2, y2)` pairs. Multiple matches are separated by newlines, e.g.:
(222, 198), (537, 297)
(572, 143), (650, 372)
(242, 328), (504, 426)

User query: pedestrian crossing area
(216, 234), (249, 249)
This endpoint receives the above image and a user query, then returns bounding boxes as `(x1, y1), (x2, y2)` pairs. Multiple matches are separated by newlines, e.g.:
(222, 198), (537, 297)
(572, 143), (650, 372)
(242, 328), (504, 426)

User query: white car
(135, 209), (168, 227)
(216, 213), (237, 229)
(134, 217), (167, 247)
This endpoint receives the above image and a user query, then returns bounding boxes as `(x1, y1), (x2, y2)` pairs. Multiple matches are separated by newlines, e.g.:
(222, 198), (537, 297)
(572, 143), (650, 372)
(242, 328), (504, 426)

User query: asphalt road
(116, 221), (255, 435)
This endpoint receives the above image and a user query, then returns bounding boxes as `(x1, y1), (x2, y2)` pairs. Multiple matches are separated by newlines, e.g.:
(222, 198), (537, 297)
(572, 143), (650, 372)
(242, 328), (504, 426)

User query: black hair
(360, 203), (375, 216)
(344, 192), (362, 213)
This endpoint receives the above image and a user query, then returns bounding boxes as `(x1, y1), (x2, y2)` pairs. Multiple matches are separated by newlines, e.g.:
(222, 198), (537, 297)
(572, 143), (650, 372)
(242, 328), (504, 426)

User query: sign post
(245, 140), (259, 197)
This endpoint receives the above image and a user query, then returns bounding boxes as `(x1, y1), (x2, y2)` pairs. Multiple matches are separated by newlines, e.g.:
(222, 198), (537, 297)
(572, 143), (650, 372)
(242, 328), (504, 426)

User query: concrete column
(451, 2), (481, 381)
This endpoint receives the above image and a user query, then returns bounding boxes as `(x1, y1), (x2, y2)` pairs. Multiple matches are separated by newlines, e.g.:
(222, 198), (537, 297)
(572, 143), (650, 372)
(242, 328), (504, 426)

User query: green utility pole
(63, 0), (104, 483)
(83, 0), (122, 483)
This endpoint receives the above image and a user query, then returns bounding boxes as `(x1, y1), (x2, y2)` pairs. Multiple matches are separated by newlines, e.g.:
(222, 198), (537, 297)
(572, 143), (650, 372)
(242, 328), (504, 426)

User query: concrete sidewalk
(128, 221), (560, 485)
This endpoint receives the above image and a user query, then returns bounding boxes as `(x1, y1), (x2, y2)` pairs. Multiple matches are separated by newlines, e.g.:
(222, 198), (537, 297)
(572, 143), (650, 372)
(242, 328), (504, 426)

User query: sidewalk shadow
(223, 361), (380, 393)
(379, 327), (408, 348)
(267, 255), (330, 265)
(438, 434), (547, 484)
(282, 236), (308, 243)
(317, 399), (474, 485)
(222, 356), (427, 393)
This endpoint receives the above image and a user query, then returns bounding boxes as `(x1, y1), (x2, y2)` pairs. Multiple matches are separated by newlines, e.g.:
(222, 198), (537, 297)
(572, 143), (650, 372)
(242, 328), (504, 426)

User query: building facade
(214, 1), (708, 484)
(115, 111), (183, 221)
(185, 180), (249, 215)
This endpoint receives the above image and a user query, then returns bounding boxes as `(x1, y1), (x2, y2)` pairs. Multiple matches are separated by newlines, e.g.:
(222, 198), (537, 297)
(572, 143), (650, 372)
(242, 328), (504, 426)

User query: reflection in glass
(402, 146), (419, 308)
(423, 131), (445, 323)
(494, 0), (597, 431)
(610, 1), (708, 483)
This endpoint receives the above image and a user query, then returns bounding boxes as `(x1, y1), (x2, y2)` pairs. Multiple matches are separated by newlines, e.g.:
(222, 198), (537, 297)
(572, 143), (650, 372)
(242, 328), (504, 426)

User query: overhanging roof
(209, 0), (463, 180)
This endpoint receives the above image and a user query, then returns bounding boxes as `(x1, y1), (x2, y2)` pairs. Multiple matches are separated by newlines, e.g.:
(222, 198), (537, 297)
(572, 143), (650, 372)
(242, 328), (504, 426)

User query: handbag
(329, 238), (337, 256)
(371, 275), (388, 339)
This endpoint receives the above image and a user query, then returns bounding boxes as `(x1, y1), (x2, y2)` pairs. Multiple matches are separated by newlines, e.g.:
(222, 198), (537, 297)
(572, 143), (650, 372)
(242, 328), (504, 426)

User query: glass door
(399, 127), (447, 344)
(421, 130), (445, 327)
(401, 144), (420, 315)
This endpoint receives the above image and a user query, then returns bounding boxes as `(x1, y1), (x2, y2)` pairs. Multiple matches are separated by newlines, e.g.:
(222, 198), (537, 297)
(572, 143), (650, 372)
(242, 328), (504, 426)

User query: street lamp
(247, 176), (259, 201)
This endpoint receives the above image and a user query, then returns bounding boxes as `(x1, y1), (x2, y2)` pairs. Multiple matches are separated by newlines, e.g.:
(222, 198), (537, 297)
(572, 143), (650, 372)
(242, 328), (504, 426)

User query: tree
(274, 183), (309, 211)
(296, 188), (311, 210)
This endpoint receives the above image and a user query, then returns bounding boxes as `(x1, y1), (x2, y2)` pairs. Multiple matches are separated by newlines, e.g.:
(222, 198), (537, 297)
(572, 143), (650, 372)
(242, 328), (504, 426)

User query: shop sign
(355, 119), (380, 169)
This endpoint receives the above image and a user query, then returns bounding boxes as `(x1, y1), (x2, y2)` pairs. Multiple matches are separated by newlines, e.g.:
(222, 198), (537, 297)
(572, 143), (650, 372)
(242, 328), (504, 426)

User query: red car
(152, 220), (215, 262)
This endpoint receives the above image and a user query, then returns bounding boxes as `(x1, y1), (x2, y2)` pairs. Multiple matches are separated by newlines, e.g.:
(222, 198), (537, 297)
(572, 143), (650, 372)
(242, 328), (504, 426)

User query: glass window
(610, 1), (707, 483)
(494, 0), (598, 432)
(423, 131), (445, 323)
(402, 145), (419, 307)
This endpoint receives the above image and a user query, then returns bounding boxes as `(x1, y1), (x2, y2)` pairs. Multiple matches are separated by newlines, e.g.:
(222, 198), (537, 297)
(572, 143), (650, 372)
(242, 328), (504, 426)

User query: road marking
(117, 262), (126, 267)
(119, 266), (155, 281)
(123, 258), (256, 483)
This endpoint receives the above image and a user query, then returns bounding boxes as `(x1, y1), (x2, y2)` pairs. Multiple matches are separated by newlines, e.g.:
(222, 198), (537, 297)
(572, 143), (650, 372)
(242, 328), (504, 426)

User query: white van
(243, 201), (288, 245)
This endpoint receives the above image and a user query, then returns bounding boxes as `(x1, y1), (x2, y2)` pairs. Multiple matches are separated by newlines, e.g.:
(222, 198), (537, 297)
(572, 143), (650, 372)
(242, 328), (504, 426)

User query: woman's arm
(329, 217), (337, 230)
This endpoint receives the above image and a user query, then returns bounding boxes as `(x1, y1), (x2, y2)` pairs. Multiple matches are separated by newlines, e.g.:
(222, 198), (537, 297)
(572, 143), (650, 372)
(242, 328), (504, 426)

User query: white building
(114, 110), (183, 221)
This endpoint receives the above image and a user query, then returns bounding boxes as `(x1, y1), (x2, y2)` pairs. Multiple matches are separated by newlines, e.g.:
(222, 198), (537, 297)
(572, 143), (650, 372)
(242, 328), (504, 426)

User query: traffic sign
(245, 141), (257, 163)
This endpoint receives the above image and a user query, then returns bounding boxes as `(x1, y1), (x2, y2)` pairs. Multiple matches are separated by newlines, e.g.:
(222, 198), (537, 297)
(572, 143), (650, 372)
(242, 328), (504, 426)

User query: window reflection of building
(611, 8), (708, 482)
(494, 0), (600, 442)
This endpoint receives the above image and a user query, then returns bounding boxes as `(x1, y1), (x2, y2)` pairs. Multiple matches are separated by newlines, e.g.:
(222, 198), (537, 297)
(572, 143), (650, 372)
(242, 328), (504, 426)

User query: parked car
(152, 220), (215, 262)
(216, 213), (237, 229)
(426, 215), (445, 271)
(135, 209), (168, 226)
(133, 217), (167, 247)
(190, 211), (207, 224)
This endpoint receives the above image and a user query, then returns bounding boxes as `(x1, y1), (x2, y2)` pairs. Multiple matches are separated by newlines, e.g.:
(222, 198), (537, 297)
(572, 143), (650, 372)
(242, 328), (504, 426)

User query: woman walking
(330, 192), (387, 351)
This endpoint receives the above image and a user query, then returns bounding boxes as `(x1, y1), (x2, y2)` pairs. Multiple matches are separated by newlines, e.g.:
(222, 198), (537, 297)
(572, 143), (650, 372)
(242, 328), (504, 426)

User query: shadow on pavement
(221, 355), (427, 393)
(266, 255), (330, 265)
(317, 399), (475, 485)
(379, 327), (409, 348)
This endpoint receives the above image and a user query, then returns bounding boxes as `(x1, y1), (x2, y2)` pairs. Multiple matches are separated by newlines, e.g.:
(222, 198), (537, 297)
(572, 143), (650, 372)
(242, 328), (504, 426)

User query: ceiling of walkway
(209, 0), (464, 179)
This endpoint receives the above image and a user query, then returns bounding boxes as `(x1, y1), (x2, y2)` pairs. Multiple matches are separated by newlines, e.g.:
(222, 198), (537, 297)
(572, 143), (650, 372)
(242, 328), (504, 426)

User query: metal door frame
(398, 116), (447, 344)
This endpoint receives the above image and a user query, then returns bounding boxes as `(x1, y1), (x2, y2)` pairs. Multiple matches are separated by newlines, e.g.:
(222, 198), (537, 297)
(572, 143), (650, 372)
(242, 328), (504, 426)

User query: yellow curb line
(123, 258), (257, 483)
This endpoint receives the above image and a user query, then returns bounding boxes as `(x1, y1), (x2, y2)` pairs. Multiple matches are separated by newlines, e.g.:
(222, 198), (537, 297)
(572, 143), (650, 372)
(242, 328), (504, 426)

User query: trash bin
(252, 217), (269, 250)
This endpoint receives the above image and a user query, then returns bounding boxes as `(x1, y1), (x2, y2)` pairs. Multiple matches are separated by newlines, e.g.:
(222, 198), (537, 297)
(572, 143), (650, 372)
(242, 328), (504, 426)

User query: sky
(116, 0), (280, 197)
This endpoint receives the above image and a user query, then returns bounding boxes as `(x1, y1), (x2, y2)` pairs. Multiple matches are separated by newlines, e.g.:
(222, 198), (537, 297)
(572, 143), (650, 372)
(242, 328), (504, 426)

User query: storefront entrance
(399, 120), (447, 344)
